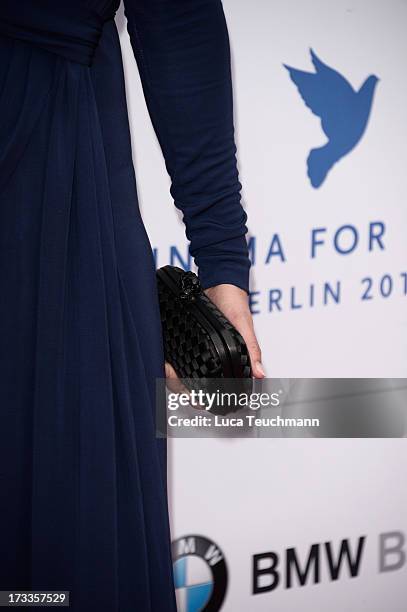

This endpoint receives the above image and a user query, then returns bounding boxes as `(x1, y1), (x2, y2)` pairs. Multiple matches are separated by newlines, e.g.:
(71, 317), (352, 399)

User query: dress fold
(0, 25), (175, 609)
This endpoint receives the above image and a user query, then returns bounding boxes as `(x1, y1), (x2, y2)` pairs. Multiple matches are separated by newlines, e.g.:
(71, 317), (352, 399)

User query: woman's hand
(165, 282), (264, 383)
(204, 283), (265, 379)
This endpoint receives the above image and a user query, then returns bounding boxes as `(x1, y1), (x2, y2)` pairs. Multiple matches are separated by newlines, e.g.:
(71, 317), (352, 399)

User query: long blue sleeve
(123, 0), (251, 292)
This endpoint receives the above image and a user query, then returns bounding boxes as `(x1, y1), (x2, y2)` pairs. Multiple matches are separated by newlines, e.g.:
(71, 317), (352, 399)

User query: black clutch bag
(156, 266), (252, 413)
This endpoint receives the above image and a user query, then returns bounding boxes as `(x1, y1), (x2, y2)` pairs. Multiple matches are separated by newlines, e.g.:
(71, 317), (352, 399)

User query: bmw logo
(172, 535), (228, 612)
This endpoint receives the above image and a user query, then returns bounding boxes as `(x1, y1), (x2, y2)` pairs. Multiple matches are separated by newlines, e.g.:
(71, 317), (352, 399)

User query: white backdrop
(117, 1), (407, 609)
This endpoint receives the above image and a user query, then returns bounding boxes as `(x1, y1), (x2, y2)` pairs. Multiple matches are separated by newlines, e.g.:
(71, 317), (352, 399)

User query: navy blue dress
(0, 1), (249, 610)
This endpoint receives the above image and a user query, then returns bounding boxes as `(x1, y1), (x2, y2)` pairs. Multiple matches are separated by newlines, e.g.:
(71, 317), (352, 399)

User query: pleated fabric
(0, 18), (176, 612)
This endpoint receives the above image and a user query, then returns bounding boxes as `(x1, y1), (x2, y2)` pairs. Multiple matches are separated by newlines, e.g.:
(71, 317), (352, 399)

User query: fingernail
(255, 361), (265, 377)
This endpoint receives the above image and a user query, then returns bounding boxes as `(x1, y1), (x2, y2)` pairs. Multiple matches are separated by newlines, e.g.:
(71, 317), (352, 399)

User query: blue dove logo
(284, 49), (379, 187)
